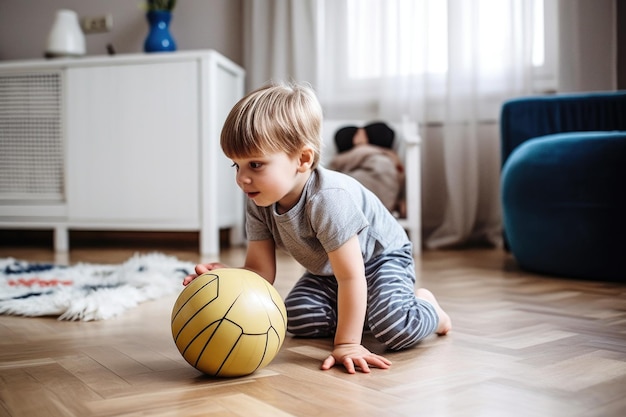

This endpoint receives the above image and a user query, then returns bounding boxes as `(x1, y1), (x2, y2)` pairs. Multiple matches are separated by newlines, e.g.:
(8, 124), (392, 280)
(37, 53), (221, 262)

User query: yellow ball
(171, 268), (287, 377)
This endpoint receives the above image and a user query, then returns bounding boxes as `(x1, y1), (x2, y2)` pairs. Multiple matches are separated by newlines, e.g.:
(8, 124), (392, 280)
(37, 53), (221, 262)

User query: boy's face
(231, 150), (309, 213)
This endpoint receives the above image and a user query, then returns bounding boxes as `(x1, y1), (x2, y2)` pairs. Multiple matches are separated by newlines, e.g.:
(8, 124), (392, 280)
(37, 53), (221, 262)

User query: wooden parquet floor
(0, 244), (625, 417)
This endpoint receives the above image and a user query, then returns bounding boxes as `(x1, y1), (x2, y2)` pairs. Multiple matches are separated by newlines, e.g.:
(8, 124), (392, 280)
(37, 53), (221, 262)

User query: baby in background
(329, 122), (406, 217)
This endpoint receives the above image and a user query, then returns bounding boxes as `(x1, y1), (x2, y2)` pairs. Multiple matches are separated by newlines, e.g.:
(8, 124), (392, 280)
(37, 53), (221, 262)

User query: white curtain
(242, 0), (318, 90)
(426, 1), (536, 248)
(243, 0), (546, 249)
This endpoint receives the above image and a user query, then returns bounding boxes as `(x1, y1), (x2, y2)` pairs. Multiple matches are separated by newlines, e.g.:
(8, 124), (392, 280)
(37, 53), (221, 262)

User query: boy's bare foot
(416, 288), (452, 335)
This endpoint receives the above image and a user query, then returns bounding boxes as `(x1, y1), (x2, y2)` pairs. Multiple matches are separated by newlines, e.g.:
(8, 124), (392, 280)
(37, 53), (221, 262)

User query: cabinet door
(66, 61), (200, 227)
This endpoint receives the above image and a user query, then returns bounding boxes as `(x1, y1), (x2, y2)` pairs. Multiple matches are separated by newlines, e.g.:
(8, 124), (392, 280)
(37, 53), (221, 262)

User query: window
(319, 0), (557, 103)
(345, 0), (448, 79)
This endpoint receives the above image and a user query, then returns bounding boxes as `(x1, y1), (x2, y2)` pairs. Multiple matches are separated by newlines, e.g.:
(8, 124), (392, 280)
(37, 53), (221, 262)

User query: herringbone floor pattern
(1, 244), (625, 417)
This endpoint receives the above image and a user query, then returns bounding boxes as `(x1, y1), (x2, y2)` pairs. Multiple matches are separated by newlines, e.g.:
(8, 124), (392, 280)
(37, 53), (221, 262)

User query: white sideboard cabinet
(0, 50), (245, 255)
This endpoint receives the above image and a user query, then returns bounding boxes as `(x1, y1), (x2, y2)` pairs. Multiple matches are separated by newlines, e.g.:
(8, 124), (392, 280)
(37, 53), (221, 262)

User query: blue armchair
(500, 91), (626, 281)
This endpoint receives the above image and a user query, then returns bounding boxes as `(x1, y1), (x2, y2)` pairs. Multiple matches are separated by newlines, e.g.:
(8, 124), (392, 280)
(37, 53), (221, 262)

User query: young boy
(183, 82), (451, 374)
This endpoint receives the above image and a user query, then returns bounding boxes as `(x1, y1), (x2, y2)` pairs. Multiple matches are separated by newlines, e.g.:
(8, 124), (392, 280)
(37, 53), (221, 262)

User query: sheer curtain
(242, 0), (318, 91)
(243, 0), (548, 249)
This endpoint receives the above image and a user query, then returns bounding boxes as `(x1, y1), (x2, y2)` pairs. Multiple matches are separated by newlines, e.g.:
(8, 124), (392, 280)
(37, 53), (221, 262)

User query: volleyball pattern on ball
(171, 268), (287, 377)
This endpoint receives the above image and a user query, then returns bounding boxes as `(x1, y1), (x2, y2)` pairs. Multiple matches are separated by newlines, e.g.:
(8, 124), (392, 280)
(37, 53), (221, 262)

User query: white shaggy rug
(0, 253), (193, 321)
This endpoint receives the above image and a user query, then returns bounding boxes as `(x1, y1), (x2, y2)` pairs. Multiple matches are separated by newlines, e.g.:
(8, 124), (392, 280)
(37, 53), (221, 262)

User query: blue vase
(144, 10), (177, 53)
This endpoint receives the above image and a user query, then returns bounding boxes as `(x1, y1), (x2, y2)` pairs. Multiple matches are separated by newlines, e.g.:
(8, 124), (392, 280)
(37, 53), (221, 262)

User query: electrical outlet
(81, 14), (113, 34)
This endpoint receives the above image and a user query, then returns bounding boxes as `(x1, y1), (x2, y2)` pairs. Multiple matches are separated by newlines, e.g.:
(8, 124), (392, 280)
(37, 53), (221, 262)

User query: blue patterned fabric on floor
(0, 253), (193, 321)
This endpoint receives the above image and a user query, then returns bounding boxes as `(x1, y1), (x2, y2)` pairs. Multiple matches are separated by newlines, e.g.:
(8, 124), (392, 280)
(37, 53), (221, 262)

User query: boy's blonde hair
(220, 81), (323, 168)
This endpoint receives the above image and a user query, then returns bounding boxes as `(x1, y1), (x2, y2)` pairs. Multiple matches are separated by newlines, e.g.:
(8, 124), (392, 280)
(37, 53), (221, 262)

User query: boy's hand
(321, 343), (392, 374)
(182, 262), (228, 286)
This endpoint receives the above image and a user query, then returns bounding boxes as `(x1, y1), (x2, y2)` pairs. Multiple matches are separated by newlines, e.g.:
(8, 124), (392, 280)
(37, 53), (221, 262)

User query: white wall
(558, 0), (617, 92)
(0, 0), (243, 66)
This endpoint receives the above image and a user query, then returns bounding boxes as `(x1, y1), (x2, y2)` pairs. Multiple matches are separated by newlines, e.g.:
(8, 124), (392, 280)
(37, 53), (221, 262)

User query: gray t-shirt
(245, 166), (410, 276)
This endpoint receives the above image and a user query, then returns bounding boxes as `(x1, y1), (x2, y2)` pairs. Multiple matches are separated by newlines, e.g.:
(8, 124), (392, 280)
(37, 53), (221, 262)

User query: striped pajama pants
(284, 243), (439, 351)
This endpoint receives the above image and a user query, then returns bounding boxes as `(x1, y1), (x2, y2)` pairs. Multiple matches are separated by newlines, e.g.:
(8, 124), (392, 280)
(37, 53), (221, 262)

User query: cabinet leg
(54, 226), (69, 252)
(200, 229), (219, 257)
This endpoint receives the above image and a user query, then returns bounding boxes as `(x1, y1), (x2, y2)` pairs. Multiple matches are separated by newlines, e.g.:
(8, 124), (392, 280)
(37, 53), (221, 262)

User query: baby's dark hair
(335, 122), (395, 153)
(220, 81), (323, 168)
